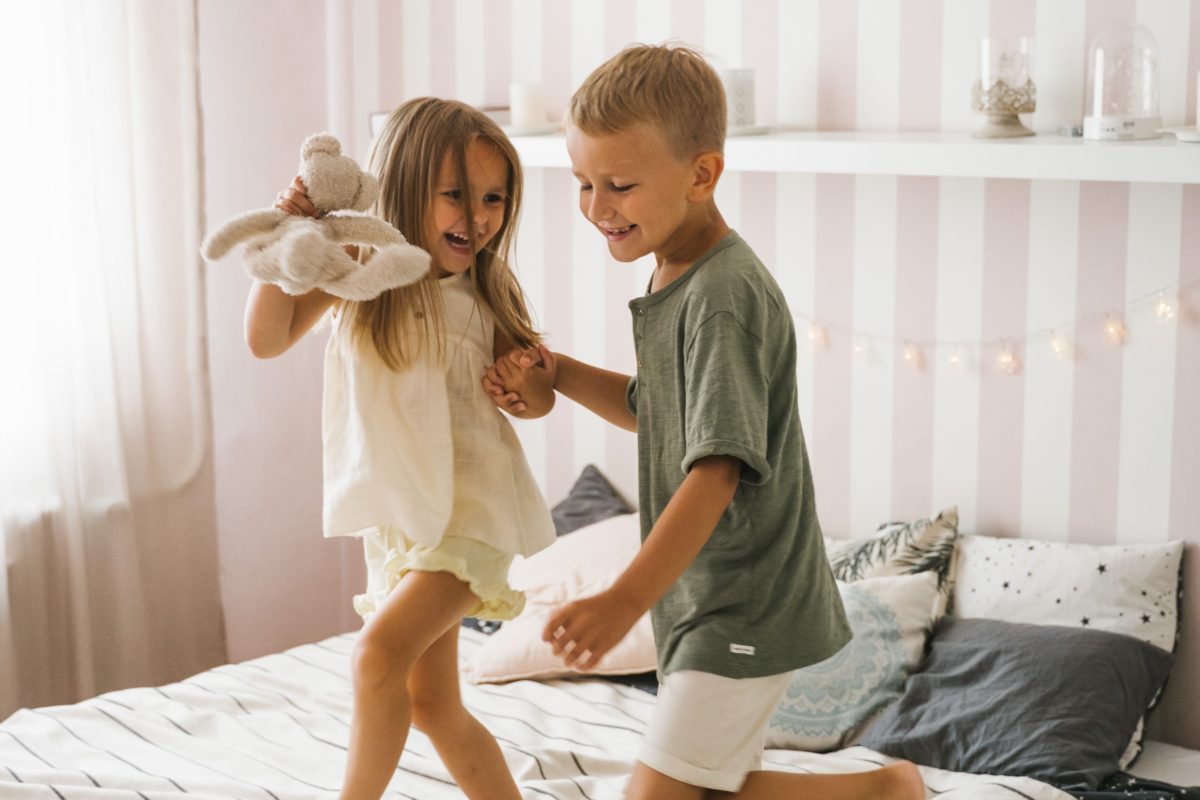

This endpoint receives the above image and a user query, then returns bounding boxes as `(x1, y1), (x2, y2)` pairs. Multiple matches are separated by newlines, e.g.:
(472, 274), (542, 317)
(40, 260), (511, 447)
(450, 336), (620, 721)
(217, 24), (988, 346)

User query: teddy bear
(201, 133), (430, 301)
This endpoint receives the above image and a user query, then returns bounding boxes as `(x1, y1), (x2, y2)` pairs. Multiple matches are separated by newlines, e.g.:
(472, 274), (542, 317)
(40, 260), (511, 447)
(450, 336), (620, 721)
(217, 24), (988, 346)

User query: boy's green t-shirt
(625, 231), (851, 679)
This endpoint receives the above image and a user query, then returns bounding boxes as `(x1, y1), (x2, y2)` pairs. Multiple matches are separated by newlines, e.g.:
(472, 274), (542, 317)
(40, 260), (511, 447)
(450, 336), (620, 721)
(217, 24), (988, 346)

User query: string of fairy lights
(798, 270), (1198, 375)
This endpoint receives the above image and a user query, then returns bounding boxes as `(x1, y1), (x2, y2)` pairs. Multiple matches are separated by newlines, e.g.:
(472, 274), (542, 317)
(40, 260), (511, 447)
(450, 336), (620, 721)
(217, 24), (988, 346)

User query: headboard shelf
(511, 130), (1200, 184)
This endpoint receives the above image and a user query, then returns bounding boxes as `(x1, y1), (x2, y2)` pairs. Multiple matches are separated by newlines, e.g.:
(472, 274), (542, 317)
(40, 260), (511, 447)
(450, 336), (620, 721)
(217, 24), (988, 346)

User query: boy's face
(565, 123), (696, 263)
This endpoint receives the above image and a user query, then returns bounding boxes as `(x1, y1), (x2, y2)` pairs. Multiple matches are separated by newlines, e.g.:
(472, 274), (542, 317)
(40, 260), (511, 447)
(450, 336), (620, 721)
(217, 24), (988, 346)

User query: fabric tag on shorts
(729, 643), (756, 655)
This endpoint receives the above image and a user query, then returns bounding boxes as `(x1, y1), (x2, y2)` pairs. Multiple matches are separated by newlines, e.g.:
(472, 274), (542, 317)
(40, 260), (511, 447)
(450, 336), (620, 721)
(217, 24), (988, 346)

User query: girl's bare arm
(243, 176), (342, 358)
(244, 283), (337, 358)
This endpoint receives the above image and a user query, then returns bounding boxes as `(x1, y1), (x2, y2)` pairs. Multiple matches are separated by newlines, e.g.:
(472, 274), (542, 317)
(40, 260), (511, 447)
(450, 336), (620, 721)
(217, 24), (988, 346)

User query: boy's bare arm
(551, 353), (637, 432)
(544, 454), (740, 670)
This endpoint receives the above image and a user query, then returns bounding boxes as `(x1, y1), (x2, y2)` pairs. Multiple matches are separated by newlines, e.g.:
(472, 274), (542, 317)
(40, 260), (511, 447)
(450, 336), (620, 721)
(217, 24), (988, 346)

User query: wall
(198, 0), (366, 664)
(199, 0), (1200, 748)
(369, 0), (1200, 747)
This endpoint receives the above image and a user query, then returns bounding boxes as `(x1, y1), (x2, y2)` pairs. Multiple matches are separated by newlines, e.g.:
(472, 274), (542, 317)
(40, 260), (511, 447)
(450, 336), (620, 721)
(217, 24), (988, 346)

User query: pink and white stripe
(355, 0), (1199, 748)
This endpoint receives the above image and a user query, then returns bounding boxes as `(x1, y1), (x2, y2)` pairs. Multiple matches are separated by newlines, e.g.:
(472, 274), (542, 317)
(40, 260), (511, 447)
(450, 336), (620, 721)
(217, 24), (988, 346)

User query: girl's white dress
(322, 272), (555, 616)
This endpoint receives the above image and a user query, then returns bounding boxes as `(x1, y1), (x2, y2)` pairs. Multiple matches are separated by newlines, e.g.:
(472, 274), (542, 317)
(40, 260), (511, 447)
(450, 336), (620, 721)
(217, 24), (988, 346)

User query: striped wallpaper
(330, 0), (1200, 746)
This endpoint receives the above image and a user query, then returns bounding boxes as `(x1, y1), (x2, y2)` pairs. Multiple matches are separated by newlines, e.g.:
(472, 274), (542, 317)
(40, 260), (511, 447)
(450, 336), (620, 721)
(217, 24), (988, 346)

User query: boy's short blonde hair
(569, 44), (726, 159)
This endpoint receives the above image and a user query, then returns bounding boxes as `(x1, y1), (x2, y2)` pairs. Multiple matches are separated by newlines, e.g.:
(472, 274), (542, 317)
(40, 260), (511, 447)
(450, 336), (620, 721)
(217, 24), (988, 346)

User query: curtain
(0, 0), (226, 714)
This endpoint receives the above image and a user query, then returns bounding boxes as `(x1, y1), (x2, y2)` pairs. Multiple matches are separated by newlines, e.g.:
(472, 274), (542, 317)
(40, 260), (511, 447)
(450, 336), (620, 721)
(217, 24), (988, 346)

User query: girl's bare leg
(339, 570), (479, 800)
(408, 623), (522, 800)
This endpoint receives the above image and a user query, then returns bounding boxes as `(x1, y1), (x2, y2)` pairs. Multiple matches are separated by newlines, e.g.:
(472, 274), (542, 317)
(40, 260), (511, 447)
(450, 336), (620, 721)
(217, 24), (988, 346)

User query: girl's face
(425, 138), (510, 278)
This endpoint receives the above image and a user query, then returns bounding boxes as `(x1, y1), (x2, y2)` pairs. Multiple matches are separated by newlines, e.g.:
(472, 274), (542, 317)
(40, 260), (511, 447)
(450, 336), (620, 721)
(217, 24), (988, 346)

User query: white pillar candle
(509, 83), (546, 131)
(720, 68), (757, 129)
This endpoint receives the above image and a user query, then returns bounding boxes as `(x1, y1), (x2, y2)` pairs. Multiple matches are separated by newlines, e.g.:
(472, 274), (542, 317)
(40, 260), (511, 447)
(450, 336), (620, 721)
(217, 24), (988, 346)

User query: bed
(0, 628), (1093, 800)
(3, 478), (1197, 799)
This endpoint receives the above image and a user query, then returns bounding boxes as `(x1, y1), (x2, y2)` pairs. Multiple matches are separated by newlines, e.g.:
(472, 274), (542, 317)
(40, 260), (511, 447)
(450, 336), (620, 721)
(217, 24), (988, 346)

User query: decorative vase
(971, 37), (1036, 139)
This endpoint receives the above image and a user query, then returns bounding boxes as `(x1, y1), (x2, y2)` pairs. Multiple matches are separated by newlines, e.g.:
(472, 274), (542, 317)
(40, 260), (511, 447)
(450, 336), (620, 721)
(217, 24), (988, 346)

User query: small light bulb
(1155, 293), (1175, 322)
(997, 343), (1021, 375)
(808, 322), (828, 348)
(1050, 330), (1073, 360)
(902, 342), (923, 369)
(853, 336), (866, 355)
(1104, 314), (1126, 345)
(947, 347), (962, 367)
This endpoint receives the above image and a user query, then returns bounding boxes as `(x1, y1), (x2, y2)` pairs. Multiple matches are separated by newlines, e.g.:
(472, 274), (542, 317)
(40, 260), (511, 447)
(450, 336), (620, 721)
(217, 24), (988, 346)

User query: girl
(245, 98), (556, 800)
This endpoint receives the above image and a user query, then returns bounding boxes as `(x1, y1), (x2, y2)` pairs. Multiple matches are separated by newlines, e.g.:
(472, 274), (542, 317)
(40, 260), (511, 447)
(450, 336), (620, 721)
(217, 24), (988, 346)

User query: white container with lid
(1083, 22), (1162, 141)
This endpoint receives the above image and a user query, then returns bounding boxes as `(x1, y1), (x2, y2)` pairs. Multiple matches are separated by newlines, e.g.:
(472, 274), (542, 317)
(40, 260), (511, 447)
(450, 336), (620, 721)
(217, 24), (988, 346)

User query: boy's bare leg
(624, 763), (706, 800)
(624, 761), (925, 800)
(408, 623), (522, 800)
(725, 761), (925, 799)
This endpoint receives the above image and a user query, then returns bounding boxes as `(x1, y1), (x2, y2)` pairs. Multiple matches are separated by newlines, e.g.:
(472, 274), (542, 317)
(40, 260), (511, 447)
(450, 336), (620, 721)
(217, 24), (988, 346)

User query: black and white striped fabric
(0, 629), (1073, 799)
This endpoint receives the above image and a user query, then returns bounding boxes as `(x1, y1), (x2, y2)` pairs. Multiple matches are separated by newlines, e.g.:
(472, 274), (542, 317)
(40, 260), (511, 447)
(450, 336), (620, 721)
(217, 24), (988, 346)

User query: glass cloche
(1083, 22), (1161, 140)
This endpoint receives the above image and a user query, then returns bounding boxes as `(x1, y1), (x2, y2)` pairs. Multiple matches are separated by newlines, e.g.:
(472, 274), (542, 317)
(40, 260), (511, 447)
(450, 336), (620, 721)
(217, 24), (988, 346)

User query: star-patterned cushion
(952, 535), (1182, 655)
(951, 534), (1183, 769)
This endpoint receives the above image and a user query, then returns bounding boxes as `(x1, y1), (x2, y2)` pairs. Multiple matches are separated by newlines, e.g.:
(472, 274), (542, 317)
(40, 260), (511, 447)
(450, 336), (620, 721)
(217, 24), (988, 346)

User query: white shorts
(639, 669), (793, 792)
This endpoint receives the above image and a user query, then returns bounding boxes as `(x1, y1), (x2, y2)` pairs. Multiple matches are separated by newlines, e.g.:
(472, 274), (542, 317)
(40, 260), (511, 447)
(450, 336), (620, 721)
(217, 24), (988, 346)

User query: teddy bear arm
(201, 208), (289, 260)
(322, 215), (408, 249)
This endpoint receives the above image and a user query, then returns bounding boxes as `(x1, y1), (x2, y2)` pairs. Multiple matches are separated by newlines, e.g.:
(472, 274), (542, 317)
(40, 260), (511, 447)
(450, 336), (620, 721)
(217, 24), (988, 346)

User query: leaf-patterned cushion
(824, 507), (959, 616)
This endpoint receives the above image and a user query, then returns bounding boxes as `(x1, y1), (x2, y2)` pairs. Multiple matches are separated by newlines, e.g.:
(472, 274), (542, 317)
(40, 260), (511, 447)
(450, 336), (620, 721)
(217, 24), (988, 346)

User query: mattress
(0, 628), (1093, 799)
(1129, 740), (1200, 787)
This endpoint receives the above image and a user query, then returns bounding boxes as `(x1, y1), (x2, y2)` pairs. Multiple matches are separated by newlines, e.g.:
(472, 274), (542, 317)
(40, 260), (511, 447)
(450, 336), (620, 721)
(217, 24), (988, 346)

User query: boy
(485, 45), (923, 800)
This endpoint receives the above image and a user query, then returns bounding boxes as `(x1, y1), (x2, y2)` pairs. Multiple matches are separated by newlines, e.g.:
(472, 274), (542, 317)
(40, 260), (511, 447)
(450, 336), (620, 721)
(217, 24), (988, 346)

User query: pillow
(951, 534), (1184, 768)
(464, 513), (657, 683)
(766, 572), (940, 752)
(858, 617), (1174, 791)
(551, 464), (635, 536)
(462, 465), (634, 634)
(951, 535), (1183, 652)
(825, 507), (959, 615)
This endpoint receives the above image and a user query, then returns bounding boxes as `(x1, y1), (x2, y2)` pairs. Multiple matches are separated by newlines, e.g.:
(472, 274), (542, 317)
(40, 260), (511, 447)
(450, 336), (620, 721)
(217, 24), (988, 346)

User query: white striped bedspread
(0, 629), (1071, 800)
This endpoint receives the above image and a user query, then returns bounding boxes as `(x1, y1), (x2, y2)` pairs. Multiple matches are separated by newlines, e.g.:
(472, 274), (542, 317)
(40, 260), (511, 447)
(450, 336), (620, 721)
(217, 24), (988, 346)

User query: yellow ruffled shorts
(352, 528), (525, 623)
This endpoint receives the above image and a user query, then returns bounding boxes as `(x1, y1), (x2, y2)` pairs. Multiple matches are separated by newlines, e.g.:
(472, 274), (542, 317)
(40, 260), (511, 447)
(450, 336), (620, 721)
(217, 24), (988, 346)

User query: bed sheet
(1129, 741), (1200, 787)
(0, 628), (1074, 800)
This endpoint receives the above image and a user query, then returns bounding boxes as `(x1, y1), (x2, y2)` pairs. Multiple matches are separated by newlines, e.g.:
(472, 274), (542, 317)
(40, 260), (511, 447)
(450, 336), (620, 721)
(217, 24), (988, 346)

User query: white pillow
(766, 571), (941, 752)
(952, 535), (1182, 652)
(464, 514), (657, 683)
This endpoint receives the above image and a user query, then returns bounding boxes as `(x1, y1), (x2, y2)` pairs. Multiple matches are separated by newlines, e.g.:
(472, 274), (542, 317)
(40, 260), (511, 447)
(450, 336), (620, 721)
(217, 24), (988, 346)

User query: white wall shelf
(511, 131), (1200, 184)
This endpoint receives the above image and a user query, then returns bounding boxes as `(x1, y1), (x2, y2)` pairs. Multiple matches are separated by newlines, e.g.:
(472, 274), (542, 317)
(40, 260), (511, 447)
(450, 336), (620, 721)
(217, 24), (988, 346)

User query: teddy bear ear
(301, 132), (342, 161)
(350, 172), (380, 211)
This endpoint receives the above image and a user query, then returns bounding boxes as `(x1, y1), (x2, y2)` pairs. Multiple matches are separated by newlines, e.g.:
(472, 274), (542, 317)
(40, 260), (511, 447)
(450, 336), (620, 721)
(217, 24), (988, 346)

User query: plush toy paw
(324, 243), (433, 301)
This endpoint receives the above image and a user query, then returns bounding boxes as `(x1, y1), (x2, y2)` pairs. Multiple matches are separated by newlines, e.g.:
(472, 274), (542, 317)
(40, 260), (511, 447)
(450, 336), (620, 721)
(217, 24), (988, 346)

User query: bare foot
(877, 761), (925, 800)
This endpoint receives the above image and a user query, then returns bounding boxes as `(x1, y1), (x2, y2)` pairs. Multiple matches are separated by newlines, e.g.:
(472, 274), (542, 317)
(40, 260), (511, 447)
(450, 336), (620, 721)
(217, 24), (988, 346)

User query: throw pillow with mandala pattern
(766, 571), (940, 751)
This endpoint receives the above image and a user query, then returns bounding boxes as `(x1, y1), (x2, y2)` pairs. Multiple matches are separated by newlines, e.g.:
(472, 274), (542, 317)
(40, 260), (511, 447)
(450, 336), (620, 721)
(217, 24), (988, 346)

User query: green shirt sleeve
(680, 311), (772, 485)
(625, 375), (639, 416)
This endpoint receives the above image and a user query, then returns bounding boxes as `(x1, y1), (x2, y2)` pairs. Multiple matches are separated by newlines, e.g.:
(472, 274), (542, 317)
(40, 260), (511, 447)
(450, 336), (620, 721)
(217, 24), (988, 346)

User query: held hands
(482, 344), (557, 418)
(543, 588), (644, 672)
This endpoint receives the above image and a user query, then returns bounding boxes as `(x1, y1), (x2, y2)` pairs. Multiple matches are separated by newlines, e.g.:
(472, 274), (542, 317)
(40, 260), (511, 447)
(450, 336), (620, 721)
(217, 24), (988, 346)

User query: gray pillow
(858, 617), (1173, 791)
(551, 464), (633, 536)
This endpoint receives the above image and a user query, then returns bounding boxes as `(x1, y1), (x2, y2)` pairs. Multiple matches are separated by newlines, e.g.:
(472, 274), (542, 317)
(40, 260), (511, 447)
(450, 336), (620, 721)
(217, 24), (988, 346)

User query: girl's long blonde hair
(344, 97), (540, 370)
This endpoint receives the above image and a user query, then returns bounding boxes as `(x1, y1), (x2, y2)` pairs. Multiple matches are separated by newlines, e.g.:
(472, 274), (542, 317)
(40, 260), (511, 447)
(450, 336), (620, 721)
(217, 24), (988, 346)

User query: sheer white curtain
(0, 0), (226, 714)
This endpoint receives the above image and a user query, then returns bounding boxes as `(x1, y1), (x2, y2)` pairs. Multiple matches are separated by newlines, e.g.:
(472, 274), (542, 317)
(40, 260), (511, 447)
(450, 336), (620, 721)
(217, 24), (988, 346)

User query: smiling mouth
(601, 224), (635, 239)
(445, 231), (471, 251)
